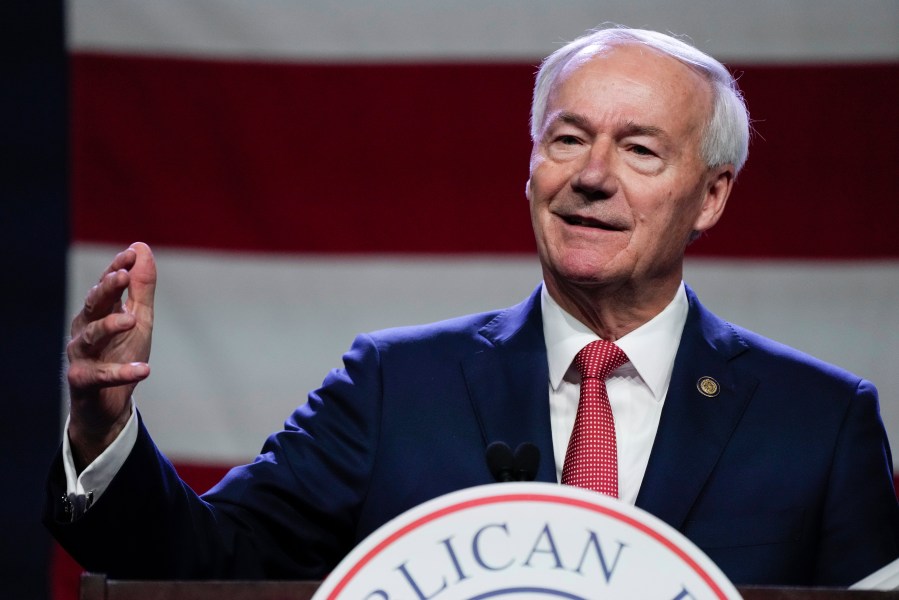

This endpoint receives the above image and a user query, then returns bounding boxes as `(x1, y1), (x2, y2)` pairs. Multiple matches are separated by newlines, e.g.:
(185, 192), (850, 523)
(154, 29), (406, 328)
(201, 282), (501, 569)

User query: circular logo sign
(312, 482), (741, 599)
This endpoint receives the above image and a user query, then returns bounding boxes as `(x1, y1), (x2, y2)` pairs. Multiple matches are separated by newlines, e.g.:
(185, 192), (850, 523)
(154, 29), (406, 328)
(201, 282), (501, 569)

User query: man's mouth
(560, 213), (622, 231)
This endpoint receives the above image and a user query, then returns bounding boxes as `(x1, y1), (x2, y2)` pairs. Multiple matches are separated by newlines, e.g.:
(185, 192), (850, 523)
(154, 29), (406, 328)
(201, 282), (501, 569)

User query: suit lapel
(635, 287), (759, 529)
(459, 285), (760, 504)
(461, 286), (557, 483)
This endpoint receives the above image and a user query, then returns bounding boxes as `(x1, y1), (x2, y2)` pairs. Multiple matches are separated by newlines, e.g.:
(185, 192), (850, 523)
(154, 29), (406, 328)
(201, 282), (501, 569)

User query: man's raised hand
(66, 242), (157, 470)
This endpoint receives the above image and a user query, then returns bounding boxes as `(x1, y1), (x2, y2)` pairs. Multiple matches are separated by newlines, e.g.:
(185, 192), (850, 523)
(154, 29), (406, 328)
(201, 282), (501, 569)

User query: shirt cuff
(62, 401), (139, 504)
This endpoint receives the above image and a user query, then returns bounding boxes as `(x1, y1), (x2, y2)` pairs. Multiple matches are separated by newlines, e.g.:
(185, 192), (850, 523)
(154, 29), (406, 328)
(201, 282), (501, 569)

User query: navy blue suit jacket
(46, 285), (899, 586)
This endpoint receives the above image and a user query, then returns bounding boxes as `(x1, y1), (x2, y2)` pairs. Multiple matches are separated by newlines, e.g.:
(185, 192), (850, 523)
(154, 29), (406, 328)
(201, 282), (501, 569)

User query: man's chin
(544, 264), (622, 292)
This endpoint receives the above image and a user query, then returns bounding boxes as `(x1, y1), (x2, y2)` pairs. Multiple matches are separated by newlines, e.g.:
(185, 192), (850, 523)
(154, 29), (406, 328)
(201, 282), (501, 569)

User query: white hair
(531, 26), (750, 174)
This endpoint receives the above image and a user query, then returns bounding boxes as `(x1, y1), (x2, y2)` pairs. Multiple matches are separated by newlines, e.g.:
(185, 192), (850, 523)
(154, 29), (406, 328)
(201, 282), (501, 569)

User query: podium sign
(313, 482), (741, 599)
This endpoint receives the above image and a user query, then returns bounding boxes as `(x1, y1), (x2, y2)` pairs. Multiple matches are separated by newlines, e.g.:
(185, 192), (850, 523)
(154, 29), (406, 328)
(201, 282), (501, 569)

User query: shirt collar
(541, 281), (689, 400)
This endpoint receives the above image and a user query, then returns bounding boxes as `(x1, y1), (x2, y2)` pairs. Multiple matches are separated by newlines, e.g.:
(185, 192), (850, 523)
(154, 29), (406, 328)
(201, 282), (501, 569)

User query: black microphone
(512, 442), (540, 482)
(486, 441), (541, 482)
(486, 441), (516, 482)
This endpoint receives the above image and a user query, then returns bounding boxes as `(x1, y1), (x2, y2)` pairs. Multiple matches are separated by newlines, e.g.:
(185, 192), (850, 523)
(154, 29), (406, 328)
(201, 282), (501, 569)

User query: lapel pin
(697, 376), (720, 398)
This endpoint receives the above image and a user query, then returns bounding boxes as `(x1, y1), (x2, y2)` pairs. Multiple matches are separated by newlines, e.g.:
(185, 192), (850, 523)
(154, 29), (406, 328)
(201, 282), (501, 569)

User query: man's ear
(693, 165), (735, 234)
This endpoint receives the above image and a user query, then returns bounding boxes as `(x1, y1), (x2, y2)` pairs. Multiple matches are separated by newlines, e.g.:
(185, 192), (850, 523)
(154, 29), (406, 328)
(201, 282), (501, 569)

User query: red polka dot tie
(561, 340), (629, 497)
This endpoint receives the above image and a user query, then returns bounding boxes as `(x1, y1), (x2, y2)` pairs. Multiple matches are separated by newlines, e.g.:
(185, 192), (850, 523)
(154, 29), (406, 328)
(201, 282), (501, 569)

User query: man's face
(527, 44), (733, 300)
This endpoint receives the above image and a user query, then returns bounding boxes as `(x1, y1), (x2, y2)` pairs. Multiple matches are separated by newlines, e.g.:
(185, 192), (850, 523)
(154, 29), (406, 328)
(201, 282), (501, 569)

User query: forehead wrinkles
(544, 45), (712, 148)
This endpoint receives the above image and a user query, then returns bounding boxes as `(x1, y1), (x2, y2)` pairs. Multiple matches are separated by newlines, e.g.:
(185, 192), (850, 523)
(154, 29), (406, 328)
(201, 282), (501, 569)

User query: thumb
(126, 241), (157, 314)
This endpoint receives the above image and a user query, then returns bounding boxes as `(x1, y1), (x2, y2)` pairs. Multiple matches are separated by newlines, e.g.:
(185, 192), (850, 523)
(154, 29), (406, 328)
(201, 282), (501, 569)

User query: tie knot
(574, 339), (628, 381)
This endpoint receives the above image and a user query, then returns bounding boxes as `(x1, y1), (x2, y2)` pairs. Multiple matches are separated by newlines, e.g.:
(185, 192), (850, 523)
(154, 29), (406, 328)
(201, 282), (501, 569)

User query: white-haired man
(47, 26), (899, 586)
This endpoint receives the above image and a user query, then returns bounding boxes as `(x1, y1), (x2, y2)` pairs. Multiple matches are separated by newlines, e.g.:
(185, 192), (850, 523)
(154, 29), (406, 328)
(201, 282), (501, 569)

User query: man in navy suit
(47, 27), (899, 586)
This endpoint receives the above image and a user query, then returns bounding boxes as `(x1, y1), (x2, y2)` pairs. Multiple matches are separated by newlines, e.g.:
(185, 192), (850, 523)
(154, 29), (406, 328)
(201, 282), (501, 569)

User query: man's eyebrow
(548, 113), (669, 140)
(557, 112), (592, 130)
(620, 120), (666, 138)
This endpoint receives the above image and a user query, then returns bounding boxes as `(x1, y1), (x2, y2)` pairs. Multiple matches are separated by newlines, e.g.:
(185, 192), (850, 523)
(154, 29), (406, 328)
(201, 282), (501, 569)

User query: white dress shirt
(542, 282), (689, 505)
(66, 282), (689, 508)
(63, 400), (138, 503)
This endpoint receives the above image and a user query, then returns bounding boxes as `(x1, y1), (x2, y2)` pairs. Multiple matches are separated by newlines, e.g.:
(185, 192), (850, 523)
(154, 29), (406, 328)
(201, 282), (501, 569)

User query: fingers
(72, 246), (136, 333)
(76, 268), (131, 332)
(69, 312), (137, 359)
(67, 358), (150, 390)
(96, 246), (138, 285)
(71, 243), (157, 335)
(66, 311), (151, 394)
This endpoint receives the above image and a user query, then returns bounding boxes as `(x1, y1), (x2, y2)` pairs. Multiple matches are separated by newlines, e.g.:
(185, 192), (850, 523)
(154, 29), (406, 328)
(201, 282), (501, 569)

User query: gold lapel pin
(697, 376), (720, 398)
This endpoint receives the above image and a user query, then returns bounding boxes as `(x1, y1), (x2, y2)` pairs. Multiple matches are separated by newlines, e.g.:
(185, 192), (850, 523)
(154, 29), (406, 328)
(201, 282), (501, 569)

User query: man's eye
(630, 144), (655, 156)
(556, 135), (580, 145)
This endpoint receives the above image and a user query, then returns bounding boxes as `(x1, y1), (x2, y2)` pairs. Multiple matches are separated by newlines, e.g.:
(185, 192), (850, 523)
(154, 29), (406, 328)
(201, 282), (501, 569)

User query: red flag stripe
(71, 53), (899, 258)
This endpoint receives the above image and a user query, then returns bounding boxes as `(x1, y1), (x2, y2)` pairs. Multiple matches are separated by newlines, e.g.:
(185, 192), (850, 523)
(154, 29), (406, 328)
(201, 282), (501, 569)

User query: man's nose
(571, 139), (618, 201)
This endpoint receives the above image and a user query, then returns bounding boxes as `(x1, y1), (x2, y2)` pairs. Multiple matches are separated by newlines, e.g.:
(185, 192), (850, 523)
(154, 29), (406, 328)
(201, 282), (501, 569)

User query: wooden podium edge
(80, 572), (899, 600)
(80, 572), (320, 600)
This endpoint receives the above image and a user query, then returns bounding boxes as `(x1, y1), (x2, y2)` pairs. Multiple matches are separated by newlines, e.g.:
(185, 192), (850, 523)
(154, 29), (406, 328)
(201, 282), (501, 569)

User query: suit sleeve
(815, 378), (899, 586)
(43, 333), (384, 580)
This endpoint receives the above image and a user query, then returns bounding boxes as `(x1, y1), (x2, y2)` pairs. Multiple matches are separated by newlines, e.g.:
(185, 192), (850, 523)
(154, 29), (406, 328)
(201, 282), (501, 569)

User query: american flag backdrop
(16, 1), (899, 597)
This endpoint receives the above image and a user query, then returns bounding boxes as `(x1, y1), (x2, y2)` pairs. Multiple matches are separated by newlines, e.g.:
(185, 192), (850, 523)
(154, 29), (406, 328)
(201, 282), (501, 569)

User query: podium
(74, 484), (899, 599)
(78, 573), (899, 599)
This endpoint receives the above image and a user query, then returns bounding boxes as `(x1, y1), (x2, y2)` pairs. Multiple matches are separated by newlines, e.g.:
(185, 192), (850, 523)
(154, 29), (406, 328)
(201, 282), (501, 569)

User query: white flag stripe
(68, 244), (899, 464)
(68, 0), (899, 63)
